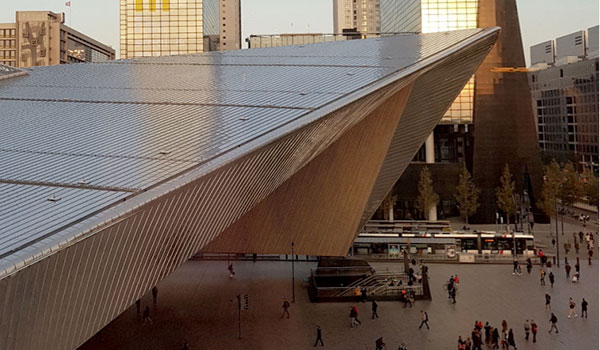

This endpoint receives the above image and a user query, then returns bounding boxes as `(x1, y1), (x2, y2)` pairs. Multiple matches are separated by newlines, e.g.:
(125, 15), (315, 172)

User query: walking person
(152, 286), (158, 306)
(450, 284), (457, 304)
(548, 313), (559, 333)
(350, 305), (361, 327)
(228, 262), (235, 278)
(523, 320), (530, 341)
(545, 293), (551, 312)
(507, 329), (516, 350)
(142, 305), (152, 325)
(484, 322), (491, 345)
(512, 259), (519, 275)
(568, 297), (578, 318)
(588, 249), (593, 265)
(375, 337), (386, 350)
(313, 325), (324, 347)
(526, 258), (532, 274)
(419, 310), (430, 330)
(135, 299), (141, 314)
(372, 299), (379, 319)
(565, 263), (571, 278)
(581, 298), (588, 318)
(549, 271), (555, 288)
(281, 298), (290, 319)
(491, 328), (500, 349)
(539, 268), (546, 285)
(530, 320), (537, 343)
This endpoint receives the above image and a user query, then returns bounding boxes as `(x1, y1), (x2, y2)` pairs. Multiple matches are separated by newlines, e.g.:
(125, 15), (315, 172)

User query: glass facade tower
(120, 0), (204, 59)
(380, 0), (478, 123)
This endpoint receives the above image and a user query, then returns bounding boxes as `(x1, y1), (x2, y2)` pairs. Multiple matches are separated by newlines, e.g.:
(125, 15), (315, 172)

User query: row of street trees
(414, 161), (598, 224)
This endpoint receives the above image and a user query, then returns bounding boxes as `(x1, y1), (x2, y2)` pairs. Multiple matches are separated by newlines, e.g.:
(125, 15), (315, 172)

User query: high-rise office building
(529, 26), (599, 171)
(378, 0), (544, 223)
(333, 0), (381, 34)
(0, 11), (114, 68)
(119, 0), (240, 59)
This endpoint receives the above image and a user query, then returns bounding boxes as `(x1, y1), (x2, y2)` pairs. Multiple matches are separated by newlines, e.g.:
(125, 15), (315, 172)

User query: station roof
(0, 28), (496, 276)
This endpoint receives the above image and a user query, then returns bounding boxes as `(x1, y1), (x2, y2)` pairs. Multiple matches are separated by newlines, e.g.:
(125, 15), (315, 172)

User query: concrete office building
(378, 0), (544, 224)
(529, 26), (599, 171)
(333, 0), (381, 34)
(119, 0), (240, 59)
(0, 29), (498, 349)
(0, 11), (114, 67)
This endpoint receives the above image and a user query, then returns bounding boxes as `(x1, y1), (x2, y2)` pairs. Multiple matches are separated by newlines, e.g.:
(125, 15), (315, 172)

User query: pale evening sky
(0, 0), (598, 65)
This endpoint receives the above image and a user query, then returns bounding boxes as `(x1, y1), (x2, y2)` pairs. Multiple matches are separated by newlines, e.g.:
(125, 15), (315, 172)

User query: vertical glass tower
(380, 0), (478, 123)
(120, 0), (205, 59)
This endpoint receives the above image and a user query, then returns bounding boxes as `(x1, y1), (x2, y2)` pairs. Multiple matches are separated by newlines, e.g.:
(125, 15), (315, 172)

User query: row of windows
(0, 40), (16, 48)
(0, 29), (16, 38)
(0, 50), (15, 59)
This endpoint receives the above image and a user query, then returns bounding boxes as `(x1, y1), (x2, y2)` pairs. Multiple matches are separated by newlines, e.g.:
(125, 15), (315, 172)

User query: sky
(0, 0), (598, 65)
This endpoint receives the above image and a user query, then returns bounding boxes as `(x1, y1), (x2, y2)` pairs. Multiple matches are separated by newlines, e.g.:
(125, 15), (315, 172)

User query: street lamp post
(291, 241), (295, 303)
(554, 199), (560, 267)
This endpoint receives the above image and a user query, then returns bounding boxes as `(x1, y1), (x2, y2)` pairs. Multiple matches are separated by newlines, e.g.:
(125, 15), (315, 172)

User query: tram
(351, 231), (536, 259)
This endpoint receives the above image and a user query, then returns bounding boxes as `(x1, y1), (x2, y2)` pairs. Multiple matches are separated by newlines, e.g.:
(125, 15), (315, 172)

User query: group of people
(457, 320), (517, 350)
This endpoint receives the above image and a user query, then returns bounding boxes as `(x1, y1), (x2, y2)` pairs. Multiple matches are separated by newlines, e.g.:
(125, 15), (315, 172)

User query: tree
(581, 167), (599, 209)
(496, 164), (517, 225)
(558, 162), (583, 209)
(416, 166), (439, 220)
(454, 166), (480, 224)
(538, 160), (562, 223)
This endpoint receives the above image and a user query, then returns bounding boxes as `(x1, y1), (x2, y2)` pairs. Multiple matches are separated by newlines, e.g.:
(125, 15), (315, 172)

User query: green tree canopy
(416, 166), (439, 220)
(496, 163), (517, 224)
(454, 166), (480, 224)
(558, 162), (583, 208)
(581, 167), (599, 209)
(538, 160), (562, 219)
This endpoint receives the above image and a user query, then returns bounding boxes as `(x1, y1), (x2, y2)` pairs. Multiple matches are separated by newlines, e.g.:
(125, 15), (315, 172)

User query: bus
(351, 231), (536, 259)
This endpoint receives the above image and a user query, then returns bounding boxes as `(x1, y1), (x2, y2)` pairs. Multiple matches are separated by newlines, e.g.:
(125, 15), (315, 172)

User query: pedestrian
(548, 313), (558, 333)
(472, 328), (482, 350)
(465, 337), (472, 350)
(252, 253), (257, 263)
(372, 299), (379, 319)
(531, 320), (537, 343)
(484, 322), (491, 345)
(419, 310), (429, 330)
(507, 329), (516, 350)
(575, 241), (580, 255)
(568, 297), (578, 318)
(545, 293), (551, 312)
(501, 320), (508, 334)
(350, 305), (361, 327)
(152, 286), (158, 306)
(575, 260), (580, 274)
(588, 249), (593, 265)
(549, 271), (555, 287)
(450, 285), (457, 304)
(228, 262), (235, 278)
(539, 268), (546, 285)
(314, 325), (324, 347)
(135, 299), (141, 314)
(458, 336), (466, 350)
(361, 287), (368, 302)
(375, 337), (385, 350)
(564, 242), (570, 255)
(526, 258), (532, 274)
(552, 237), (556, 246)
(523, 320), (530, 341)
(355, 286), (361, 303)
(579, 231), (584, 244)
(491, 328), (500, 349)
(281, 298), (290, 319)
(142, 305), (152, 325)
(512, 259), (519, 275)
(565, 263), (571, 278)
(581, 298), (588, 318)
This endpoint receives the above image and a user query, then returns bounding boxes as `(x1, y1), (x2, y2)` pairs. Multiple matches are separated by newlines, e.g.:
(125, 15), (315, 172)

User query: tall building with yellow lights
(119, 0), (240, 59)
(378, 0), (544, 224)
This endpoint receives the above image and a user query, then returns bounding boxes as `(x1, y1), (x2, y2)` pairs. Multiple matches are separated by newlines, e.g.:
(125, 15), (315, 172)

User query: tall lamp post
(291, 241), (295, 303)
(554, 198), (561, 267)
